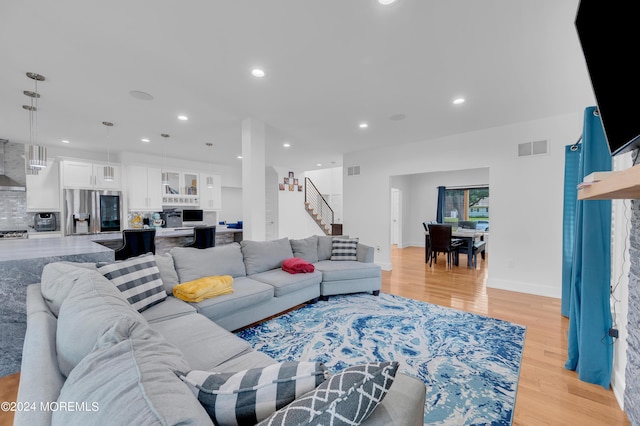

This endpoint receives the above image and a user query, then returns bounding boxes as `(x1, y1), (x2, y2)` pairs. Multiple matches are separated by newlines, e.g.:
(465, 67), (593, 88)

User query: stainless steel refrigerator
(63, 189), (123, 235)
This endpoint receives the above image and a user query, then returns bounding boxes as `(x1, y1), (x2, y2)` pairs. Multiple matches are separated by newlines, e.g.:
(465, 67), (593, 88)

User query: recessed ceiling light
(453, 98), (465, 105)
(141, 138), (150, 143)
(378, 0), (398, 5)
(283, 143), (291, 148)
(316, 163), (322, 167)
(178, 115), (188, 121)
(251, 69), (265, 78)
(359, 123), (369, 129)
(61, 140), (70, 144)
(237, 155), (243, 159)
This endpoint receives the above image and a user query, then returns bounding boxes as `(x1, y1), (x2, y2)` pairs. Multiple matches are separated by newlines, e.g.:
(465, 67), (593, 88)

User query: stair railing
(304, 177), (334, 234)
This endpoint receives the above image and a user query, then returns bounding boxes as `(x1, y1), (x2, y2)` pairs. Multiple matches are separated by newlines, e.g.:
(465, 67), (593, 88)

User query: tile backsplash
(0, 142), (29, 230)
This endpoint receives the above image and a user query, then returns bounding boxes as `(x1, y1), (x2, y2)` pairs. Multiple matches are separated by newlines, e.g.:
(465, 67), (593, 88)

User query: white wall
(273, 167), (322, 239)
(344, 112), (583, 298)
(219, 187), (243, 224)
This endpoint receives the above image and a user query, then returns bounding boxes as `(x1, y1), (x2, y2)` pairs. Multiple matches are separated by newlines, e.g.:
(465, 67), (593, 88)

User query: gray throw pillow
(241, 238), (294, 275)
(155, 252), (180, 294)
(53, 316), (211, 425)
(257, 361), (399, 426)
(171, 243), (247, 282)
(290, 236), (319, 263)
(40, 262), (97, 317)
(178, 361), (328, 425)
(56, 269), (147, 377)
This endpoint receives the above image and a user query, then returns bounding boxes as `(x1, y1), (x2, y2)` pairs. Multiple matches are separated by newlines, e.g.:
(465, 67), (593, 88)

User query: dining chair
(184, 225), (216, 249)
(114, 228), (156, 261)
(427, 223), (464, 269)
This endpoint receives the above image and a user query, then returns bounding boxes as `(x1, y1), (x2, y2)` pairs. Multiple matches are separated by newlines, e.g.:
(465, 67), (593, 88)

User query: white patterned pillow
(330, 238), (359, 261)
(97, 253), (167, 312)
(257, 361), (398, 426)
(178, 361), (328, 426)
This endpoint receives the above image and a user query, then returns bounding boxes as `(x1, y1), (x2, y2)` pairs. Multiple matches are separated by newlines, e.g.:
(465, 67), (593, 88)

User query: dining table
(424, 228), (487, 268)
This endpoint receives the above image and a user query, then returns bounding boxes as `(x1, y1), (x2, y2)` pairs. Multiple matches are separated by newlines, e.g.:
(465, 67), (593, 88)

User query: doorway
(391, 188), (402, 247)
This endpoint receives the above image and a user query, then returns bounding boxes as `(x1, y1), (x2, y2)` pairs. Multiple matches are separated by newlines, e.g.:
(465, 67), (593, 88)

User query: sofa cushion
(97, 253), (167, 312)
(317, 235), (349, 261)
(141, 295), (197, 323)
(290, 235), (319, 263)
(192, 277), (274, 320)
(314, 260), (381, 282)
(241, 238), (294, 275)
(150, 313), (252, 371)
(257, 361), (398, 426)
(40, 262), (96, 317)
(155, 252), (180, 294)
(56, 269), (147, 377)
(179, 362), (328, 426)
(171, 243), (247, 281)
(52, 317), (211, 426)
(250, 269), (322, 297)
(331, 238), (359, 261)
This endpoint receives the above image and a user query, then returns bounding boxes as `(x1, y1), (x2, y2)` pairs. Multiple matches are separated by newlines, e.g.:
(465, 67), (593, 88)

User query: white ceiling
(0, 0), (594, 171)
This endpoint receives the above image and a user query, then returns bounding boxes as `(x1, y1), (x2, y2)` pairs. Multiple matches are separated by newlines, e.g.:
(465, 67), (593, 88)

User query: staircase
(304, 177), (335, 235)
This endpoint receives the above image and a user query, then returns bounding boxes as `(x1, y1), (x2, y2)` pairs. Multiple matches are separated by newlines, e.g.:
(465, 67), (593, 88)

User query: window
(444, 187), (489, 230)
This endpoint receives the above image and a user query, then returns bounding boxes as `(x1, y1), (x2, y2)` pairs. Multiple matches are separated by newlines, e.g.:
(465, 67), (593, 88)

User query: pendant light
(206, 142), (214, 188)
(102, 121), (115, 181)
(23, 72), (47, 172)
(161, 133), (170, 186)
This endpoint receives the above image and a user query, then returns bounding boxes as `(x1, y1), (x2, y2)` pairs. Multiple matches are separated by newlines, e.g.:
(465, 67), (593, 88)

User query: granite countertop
(0, 236), (113, 262)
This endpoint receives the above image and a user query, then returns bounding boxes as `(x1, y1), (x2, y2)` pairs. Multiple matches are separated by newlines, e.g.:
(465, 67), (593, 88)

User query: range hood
(0, 141), (26, 192)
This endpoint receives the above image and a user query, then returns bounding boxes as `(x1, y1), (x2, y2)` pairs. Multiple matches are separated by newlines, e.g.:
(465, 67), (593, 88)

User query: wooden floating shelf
(578, 163), (640, 200)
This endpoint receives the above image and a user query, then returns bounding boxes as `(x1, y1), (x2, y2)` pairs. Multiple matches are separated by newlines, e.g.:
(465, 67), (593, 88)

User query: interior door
(391, 188), (402, 247)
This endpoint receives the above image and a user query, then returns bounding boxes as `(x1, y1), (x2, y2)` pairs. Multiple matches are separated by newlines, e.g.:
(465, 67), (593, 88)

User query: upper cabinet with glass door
(162, 171), (200, 206)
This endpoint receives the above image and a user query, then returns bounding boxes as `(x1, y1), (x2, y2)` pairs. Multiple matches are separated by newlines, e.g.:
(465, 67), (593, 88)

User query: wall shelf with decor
(578, 164), (640, 200)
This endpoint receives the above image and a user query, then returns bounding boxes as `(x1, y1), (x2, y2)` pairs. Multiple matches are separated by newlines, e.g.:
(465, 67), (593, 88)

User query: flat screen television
(575, 0), (640, 156)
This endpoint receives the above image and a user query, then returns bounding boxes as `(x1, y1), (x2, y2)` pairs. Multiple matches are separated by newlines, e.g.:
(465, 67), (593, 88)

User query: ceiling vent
(518, 140), (548, 157)
(347, 166), (361, 176)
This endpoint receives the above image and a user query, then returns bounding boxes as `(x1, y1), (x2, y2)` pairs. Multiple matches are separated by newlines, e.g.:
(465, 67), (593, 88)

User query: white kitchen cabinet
(26, 159), (61, 212)
(61, 160), (121, 189)
(161, 170), (200, 206)
(128, 166), (162, 211)
(200, 174), (222, 210)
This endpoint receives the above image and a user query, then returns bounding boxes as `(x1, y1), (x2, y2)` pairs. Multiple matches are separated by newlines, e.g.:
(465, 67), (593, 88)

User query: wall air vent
(347, 166), (361, 176)
(518, 140), (549, 157)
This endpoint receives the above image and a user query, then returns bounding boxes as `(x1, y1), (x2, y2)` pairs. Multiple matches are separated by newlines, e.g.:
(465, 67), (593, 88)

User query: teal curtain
(436, 186), (446, 223)
(561, 143), (581, 317)
(564, 106), (613, 388)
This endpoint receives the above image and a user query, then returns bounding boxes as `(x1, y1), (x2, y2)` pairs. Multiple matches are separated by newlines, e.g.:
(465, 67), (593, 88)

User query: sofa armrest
(362, 372), (426, 425)
(357, 243), (375, 263)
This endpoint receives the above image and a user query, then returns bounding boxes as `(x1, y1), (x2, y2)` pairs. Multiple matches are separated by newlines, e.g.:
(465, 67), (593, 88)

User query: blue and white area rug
(236, 293), (526, 425)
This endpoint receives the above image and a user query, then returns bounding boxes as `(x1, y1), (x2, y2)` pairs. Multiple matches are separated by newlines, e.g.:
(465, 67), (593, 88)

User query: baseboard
(611, 366), (626, 410)
(377, 261), (392, 271)
(486, 277), (561, 299)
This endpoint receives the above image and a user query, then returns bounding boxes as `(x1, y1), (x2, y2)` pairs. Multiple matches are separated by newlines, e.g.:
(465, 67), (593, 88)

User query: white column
(241, 118), (266, 241)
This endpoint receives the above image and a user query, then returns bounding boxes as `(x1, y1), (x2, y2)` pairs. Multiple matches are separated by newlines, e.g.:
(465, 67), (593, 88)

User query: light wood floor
(0, 246), (630, 426)
(384, 246), (630, 425)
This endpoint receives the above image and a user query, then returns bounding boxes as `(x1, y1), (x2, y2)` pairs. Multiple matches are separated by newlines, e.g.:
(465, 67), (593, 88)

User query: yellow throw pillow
(173, 275), (234, 303)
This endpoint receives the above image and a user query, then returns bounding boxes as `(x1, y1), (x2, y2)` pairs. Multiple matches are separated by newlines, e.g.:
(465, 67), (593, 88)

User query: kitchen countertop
(0, 235), (113, 262)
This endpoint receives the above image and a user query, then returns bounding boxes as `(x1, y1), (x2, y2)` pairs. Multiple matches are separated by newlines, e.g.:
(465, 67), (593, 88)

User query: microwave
(182, 209), (204, 224)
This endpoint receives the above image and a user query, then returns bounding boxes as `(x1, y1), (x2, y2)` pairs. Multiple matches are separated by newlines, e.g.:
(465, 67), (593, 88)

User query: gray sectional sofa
(15, 235), (426, 425)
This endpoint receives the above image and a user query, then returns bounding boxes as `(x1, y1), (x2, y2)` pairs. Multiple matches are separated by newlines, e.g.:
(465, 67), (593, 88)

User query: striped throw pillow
(330, 238), (359, 261)
(178, 361), (328, 426)
(97, 253), (167, 312)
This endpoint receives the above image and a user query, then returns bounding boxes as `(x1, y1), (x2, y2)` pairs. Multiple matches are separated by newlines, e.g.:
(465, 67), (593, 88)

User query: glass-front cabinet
(162, 171), (200, 206)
